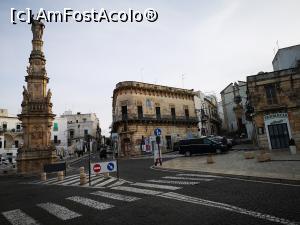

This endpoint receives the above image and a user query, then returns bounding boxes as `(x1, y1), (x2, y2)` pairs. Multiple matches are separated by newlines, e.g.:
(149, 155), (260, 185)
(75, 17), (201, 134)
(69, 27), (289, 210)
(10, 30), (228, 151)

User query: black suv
(178, 137), (227, 157)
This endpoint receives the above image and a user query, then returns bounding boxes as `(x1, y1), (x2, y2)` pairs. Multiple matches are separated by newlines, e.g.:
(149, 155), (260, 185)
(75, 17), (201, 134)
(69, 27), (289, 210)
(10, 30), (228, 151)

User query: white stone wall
(61, 111), (100, 140)
(51, 117), (68, 149)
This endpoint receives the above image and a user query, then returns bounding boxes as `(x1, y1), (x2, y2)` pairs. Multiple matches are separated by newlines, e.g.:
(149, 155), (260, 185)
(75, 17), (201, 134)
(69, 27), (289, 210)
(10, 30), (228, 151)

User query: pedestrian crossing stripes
(27, 174), (127, 189)
(111, 186), (163, 195)
(2, 209), (40, 225)
(67, 196), (114, 210)
(162, 176), (213, 181)
(147, 179), (199, 185)
(91, 190), (140, 202)
(37, 202), (81, 220)
(2, 181), (297, 225)
(131, 182), (181, 190)
(94, 176), (118, 187)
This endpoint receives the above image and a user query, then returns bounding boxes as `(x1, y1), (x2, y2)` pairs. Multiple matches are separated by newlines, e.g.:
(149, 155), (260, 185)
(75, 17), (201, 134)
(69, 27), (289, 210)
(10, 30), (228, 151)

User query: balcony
(113, 114), (198, 126)
(0, 128), (22, 134)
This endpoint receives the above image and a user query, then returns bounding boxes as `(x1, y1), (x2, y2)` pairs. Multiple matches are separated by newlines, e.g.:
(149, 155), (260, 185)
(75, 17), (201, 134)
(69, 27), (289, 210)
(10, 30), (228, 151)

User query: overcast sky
(1, 0), (300, 135)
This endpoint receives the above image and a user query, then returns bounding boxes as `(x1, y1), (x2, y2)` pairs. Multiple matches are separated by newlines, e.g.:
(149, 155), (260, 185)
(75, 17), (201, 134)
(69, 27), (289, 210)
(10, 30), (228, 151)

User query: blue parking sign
(107, 162), (115, 171)
(154, 128), (162, 136)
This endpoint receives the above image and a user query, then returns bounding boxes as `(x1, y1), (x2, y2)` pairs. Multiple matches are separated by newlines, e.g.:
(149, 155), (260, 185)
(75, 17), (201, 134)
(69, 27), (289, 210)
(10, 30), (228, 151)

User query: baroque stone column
(17, 19), (57, 174)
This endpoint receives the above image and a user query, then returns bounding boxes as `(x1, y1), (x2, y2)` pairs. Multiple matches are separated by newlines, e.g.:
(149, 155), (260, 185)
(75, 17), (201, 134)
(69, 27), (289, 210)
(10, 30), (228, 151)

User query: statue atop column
(31, 17), (45, 40)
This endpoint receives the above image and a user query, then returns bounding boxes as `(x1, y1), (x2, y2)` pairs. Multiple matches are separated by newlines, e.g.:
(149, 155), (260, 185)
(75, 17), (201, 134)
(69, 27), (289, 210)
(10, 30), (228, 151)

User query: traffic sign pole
(116, 158), (119, 179)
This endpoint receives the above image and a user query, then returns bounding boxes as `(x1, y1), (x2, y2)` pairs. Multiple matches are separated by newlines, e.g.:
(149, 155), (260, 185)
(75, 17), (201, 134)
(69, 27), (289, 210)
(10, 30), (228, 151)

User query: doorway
(268, 123), (290, 149)
(165, 136), (172, 150)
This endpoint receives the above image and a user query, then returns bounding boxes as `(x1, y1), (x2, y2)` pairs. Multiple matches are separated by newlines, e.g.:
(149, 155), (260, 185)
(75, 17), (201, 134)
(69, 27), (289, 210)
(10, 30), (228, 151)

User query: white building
(194, 92), (222, 136)
(0, 109), (23, 162)
(272, 44), (300, 71)
(51, 117), (68, 156)
(220, 81), (254, 139)
(60, 111), (100, 149)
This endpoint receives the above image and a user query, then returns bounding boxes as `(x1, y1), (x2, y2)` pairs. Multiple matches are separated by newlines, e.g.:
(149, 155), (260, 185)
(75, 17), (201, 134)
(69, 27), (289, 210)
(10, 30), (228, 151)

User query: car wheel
(185, 151), (191, 157)
(216, 149), (221, 154)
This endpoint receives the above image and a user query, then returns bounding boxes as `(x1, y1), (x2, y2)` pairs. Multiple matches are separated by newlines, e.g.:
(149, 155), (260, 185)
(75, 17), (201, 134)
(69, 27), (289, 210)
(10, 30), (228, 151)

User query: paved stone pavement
(161, 150), (300, 181)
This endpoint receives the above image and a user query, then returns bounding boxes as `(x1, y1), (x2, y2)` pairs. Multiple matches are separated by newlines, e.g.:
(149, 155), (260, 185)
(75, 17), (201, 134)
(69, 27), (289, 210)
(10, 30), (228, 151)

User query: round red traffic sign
(93, 163), (101, 173)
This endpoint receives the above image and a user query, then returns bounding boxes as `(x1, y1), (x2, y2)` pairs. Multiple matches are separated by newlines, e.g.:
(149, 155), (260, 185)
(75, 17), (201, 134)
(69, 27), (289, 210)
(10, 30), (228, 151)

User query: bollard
(257, 152), (271, 162)
(79, 167), (87, 185)
(41, 172), (47, 181)
(244, 151), (255, 159)
(206, 155), (215, 164)
(79, 167), (85, 174)
(57, 171), (64, 181)
(103, 172), (110, 178)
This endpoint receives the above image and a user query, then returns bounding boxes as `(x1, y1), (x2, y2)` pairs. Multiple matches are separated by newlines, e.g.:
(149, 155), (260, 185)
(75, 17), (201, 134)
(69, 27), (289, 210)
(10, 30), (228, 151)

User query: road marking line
(37, 202), (81, 220)
(159, 192), (298, 225)
(107, 180), (127, 187)
(80, 176), (105, 187)
(32, 177), (59, 184)
(50, 175), (80, 185)
(66, 196), (114, 210)
(147, 179), (199, 185)
(162, 176), (213, 181)
(94, 177), (117, 187)
(2, 209), (40, 225)
(131, 182), (181, 190)
(111, 186), (162, 195)
(91, 190), (140, 202)
(176, 173), (221, 178)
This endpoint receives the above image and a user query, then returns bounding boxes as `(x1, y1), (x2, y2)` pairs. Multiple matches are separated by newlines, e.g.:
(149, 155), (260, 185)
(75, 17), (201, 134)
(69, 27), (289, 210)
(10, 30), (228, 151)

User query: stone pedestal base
(17, 149), (57, 175)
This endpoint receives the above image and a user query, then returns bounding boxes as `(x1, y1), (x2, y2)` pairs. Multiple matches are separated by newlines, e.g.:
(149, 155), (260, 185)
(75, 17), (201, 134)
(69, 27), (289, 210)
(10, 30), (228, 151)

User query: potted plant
(289, 138), (297, 155)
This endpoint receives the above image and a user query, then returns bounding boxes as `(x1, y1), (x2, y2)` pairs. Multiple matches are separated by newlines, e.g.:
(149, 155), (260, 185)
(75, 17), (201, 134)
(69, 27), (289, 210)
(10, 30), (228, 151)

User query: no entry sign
(93, 163), (101, 173)
(91, 160), (117, 174)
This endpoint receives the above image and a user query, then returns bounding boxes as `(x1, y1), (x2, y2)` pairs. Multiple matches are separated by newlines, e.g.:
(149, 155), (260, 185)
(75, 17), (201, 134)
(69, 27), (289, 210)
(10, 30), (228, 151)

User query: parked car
(178, 137), (228, 157)
(208, 136), (232, 149)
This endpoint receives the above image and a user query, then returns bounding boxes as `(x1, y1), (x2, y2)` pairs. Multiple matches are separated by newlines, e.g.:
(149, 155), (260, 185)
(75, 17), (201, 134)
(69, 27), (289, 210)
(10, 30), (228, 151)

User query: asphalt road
(0, 154), (299, 225)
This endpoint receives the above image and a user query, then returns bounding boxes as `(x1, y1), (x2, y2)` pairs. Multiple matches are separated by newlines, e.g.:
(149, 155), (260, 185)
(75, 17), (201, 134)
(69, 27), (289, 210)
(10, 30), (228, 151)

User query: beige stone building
(112, 81), (199, 157)
(247, 65), (300, 150)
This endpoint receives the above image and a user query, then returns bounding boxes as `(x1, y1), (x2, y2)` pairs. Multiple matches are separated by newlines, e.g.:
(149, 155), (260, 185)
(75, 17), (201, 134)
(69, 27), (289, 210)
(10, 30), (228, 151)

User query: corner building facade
(247, 66), (300, 150)
(112, 81), (198, 157)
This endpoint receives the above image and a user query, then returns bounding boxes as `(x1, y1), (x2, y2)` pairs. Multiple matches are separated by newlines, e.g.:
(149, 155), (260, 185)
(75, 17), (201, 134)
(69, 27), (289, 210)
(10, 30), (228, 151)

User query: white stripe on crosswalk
(94, 177), (117, 187)
(37, 202), (81, 220)
(91, 190), (140, 202)
(147, 179), (199, 185)
(162, 176), (213, 181)
(32, 176), (59, 184)
(131, 182), (181, 190)
(111, 186), (162, 195)
(2, 209), (40, 225)
(158, 192), (297, 225)
(51, 175), (80, 185)
(67, 196), (114, 210)
(82, 176), (106, 187)
(107, 180), (127, 188)
(176, 173), (221, 178)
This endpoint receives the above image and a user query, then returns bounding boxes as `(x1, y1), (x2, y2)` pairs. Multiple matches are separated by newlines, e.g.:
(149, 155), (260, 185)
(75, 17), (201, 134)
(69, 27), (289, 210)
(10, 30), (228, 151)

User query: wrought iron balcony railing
(113, 114), (199, 124)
